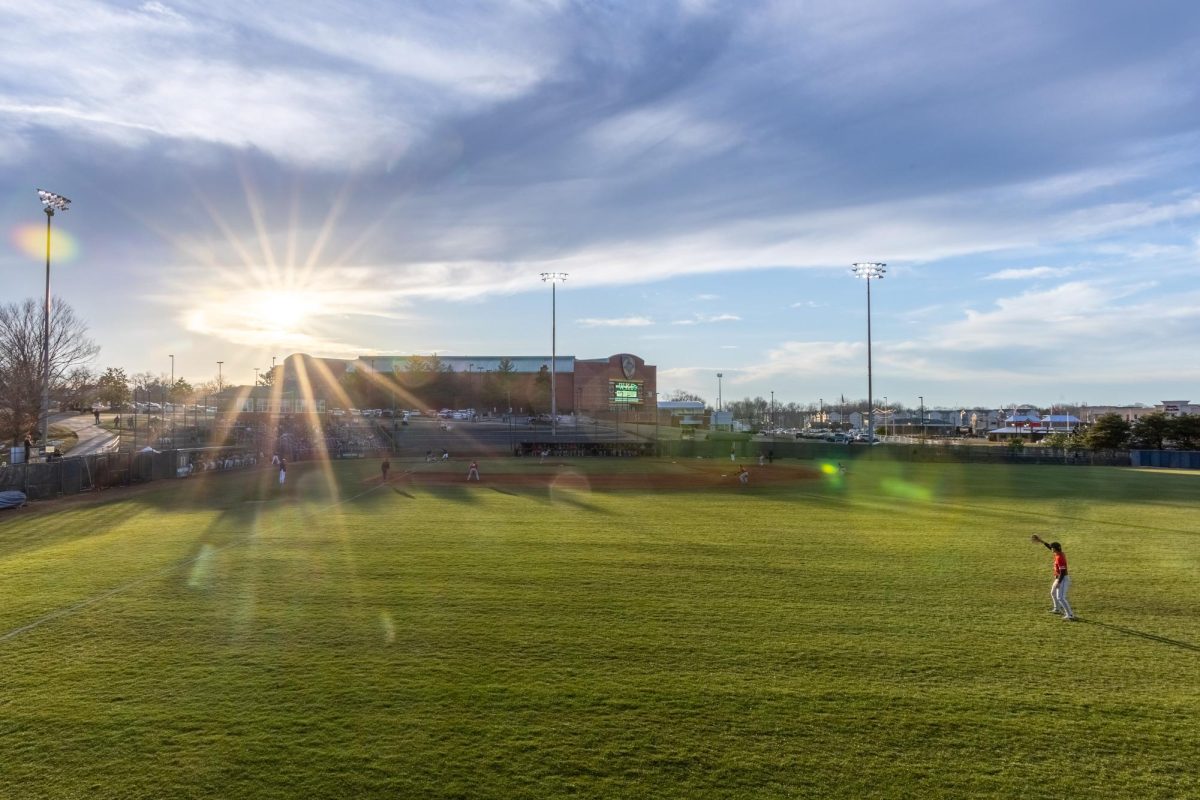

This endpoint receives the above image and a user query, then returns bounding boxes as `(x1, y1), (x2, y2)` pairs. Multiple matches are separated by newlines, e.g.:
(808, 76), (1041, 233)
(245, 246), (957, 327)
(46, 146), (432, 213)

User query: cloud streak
(984, 266), (1077, 281)
(672, 313), (741, 326)
(577, 316), (654, 328)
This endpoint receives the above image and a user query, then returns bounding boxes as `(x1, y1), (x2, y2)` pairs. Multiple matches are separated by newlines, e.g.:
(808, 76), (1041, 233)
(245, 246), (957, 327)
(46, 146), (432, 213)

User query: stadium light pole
(717, 373), (723, 412)
(851, 262), (885, 442)
(770, 390), (774, 431)
(170, 354), (175, 444)
(919, 395), (925, 440)
(883, 395), (888, 437)
(217, 361), (224, 393)
(36, 189), (71, 454)
(540, 272), (568, 437)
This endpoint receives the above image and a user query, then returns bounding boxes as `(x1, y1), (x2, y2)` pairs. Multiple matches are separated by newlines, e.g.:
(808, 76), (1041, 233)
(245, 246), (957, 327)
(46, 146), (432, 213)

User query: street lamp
(540, 272), (568, 437)
(36, 189), (71, 453)
(851, 262), (886, 442)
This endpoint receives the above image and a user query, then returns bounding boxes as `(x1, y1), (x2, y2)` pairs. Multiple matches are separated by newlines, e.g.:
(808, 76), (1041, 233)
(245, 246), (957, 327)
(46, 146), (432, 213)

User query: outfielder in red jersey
(1031, 535), (1075, 621)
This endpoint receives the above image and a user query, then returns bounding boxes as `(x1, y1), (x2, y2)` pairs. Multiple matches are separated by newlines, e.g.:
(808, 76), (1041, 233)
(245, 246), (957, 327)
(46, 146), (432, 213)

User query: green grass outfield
(1, 457), (1198, 799)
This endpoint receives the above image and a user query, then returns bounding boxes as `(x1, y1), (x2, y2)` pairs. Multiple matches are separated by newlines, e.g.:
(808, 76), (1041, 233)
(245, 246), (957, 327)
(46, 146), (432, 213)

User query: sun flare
(247, 288), (328, 334)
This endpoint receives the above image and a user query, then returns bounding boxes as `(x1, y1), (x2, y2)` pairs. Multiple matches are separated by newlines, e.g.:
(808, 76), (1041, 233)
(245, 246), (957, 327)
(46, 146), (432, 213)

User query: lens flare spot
(11, 223), (79, 262)
(881, 477), (933, 502)
(820, 463), (838, 475)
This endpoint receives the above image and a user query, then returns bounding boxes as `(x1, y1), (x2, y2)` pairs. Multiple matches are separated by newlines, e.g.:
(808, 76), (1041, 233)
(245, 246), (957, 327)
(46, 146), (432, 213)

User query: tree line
(1047, 412), (1200, 451)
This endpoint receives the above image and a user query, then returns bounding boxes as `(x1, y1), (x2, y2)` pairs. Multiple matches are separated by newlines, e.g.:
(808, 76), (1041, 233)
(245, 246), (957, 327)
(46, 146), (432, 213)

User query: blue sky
(2, 0), (1198, 409)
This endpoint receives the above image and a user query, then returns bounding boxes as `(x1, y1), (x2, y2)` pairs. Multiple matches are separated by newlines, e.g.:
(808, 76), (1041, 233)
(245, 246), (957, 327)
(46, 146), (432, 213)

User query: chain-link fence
(659, 439), (1133, 466)
(0, 448), (268, 501)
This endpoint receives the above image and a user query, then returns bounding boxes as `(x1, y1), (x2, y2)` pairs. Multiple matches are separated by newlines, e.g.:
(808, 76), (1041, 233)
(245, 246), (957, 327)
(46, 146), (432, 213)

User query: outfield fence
(5, 440), (1193, 502)
(660, 439), (1135, 467)
(1130, 449), (1200, 469)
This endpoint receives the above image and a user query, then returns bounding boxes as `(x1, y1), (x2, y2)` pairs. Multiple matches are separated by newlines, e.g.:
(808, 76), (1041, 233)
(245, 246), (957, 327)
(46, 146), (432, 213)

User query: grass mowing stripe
(0, 481), (388, 645)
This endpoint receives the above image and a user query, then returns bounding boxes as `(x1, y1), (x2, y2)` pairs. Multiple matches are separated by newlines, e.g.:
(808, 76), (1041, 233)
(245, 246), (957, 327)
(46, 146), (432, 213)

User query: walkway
(54, 413), (120, 456)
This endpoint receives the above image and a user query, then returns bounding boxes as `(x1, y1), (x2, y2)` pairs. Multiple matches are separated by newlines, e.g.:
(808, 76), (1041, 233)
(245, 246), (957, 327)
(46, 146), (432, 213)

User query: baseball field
(1, 456), (1197, 799)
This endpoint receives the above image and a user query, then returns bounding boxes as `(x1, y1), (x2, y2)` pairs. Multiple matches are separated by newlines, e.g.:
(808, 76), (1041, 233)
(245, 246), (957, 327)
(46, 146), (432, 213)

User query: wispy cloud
(984, 266), (1077, 281)
(671, 313), (741, 326)
(577, 316), (654, 328)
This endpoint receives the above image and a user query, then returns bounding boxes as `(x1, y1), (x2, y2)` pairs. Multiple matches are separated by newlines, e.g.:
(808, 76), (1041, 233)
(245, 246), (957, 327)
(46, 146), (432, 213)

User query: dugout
(516, 441), (655, 458)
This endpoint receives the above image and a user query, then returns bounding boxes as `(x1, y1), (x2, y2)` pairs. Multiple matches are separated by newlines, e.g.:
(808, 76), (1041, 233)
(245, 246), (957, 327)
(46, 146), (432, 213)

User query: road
(53, 413), (120, 456)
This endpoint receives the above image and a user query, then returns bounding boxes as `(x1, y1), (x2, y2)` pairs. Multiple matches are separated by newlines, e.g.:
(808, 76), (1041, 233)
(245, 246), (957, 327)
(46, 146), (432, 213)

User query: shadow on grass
(0, 503), (143, 561)
(391, 488), (415, 498)
(423, 485), (483, 506)
(1081, 618), (1200, 653)
(542, 490), (613, 515)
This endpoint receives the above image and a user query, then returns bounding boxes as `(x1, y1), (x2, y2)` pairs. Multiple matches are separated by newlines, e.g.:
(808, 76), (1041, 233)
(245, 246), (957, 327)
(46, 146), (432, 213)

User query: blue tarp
(0, 490), (27, 509)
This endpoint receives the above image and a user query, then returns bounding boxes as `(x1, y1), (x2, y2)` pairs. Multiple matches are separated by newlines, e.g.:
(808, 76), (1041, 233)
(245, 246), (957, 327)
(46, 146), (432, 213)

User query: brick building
(274, 352), (656, 415)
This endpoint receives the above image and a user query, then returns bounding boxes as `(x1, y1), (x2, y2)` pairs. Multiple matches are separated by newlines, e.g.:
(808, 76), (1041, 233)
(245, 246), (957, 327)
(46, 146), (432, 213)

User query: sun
(246, 288), (328, 334)
(162, 170), (399, 355)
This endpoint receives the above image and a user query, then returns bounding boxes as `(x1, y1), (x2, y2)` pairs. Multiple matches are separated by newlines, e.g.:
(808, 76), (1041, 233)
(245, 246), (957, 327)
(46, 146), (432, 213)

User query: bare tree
(0, 298), (100, 445)
(59, 366), (97, 411)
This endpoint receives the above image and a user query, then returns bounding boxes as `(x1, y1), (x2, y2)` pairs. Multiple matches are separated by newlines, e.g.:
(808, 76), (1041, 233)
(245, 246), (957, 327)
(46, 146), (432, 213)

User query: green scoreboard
(611, 380), (642, 405)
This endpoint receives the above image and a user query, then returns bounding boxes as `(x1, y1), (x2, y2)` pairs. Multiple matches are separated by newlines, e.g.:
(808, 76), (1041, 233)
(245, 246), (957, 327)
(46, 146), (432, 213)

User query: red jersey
(1053, 551), (1067, 577)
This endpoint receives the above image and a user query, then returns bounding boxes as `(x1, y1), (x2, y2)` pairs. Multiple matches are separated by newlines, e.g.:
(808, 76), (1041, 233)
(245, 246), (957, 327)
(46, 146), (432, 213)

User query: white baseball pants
(1051, 576), (1073, 618)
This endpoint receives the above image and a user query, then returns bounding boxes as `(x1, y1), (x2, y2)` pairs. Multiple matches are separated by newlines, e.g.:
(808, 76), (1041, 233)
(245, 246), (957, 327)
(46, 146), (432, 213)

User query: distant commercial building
(1157, 400), (1196, 417)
